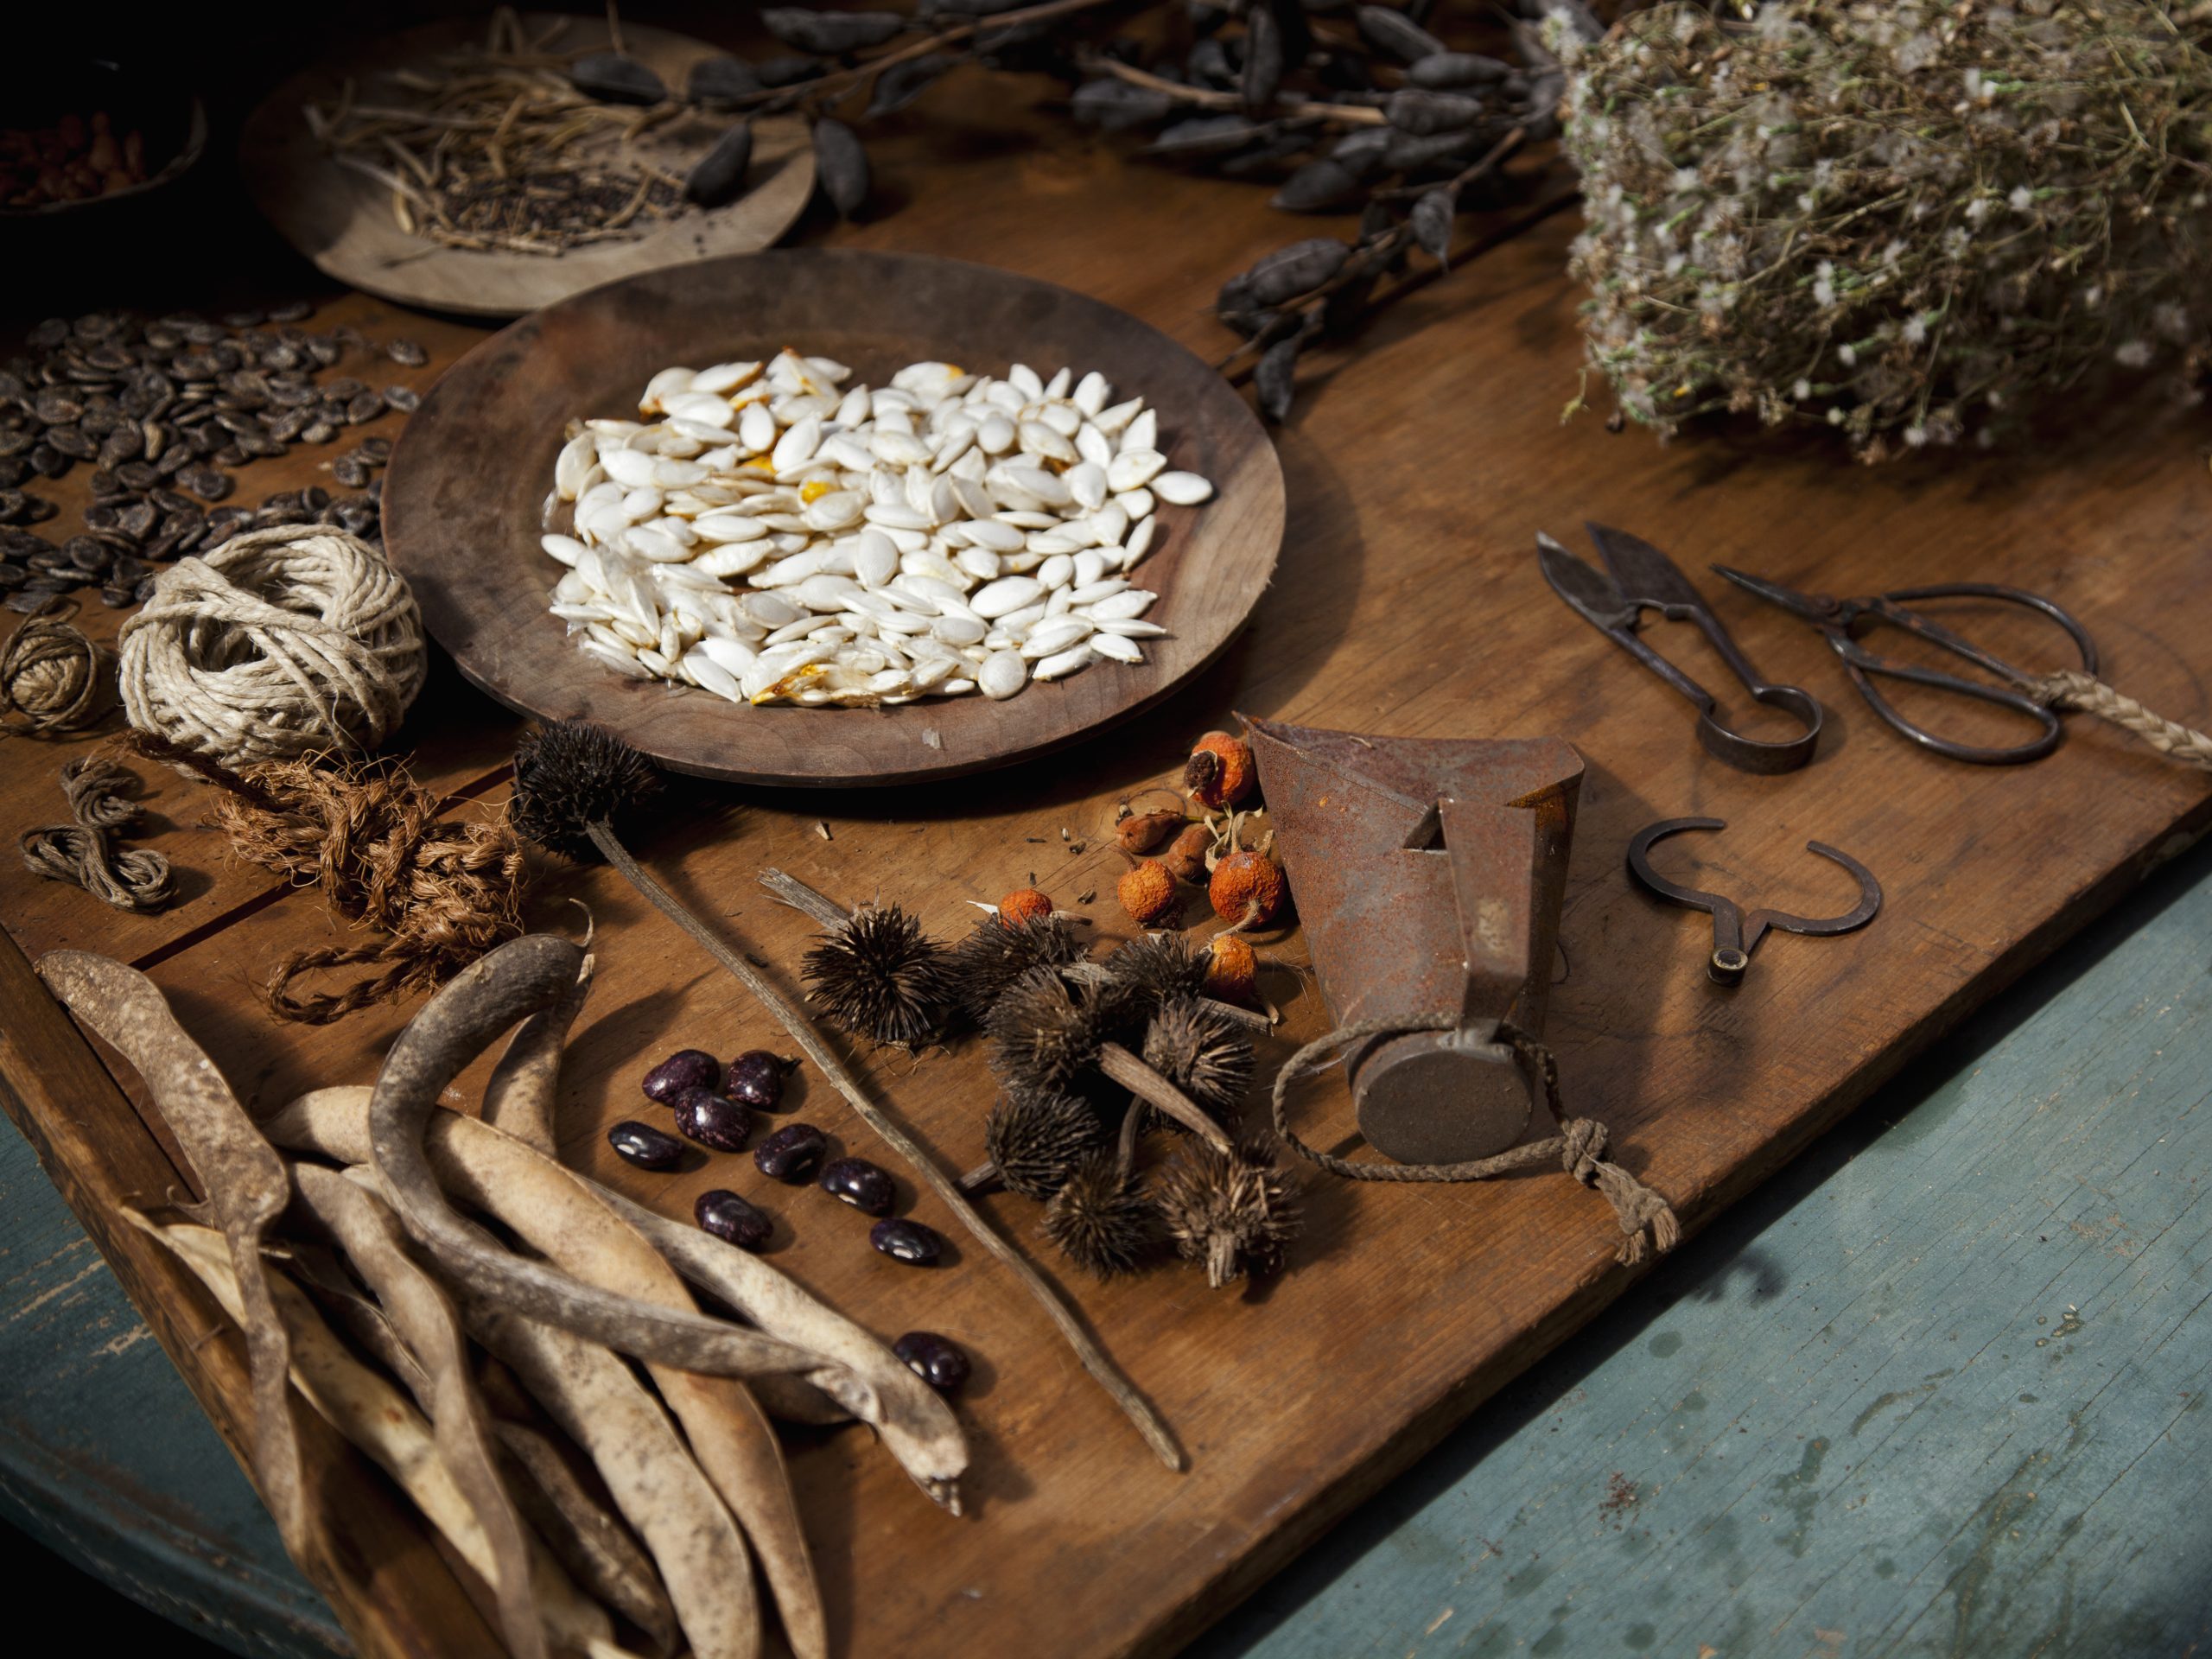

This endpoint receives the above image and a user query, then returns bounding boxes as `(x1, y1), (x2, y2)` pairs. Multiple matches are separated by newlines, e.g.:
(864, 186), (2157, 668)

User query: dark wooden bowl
(382, 248), (1285, 787)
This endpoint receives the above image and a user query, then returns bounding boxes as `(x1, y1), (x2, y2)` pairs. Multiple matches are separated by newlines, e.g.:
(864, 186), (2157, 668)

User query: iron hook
(1625, 817), (1883, 986)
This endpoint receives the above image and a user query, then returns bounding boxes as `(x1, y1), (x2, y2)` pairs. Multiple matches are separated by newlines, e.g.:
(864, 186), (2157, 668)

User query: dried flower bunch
(1560, 1), (2212, 458)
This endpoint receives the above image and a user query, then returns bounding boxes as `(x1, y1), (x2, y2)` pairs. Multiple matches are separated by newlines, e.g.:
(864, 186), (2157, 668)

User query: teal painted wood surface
(5, 834), (2210, 1657)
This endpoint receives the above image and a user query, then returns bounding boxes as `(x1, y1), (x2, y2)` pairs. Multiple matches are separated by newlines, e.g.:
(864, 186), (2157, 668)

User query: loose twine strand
(0, 599), (114, 738)
(132, 733), (526, 1024)
(18, 753), (175, 912)
(1270, 1014), (1681, 1266)
(118, 524), (427, 768)
(2026, 670), (2212, 772)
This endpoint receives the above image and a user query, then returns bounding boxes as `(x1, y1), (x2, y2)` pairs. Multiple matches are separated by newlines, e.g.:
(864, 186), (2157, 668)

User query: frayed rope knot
(1270, 1013), (1679, 1266)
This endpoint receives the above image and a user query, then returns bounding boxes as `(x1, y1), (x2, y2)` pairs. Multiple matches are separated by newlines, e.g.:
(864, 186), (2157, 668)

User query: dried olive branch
(589, 823), (1185, 1471)
(1080, 53), (1389, 126)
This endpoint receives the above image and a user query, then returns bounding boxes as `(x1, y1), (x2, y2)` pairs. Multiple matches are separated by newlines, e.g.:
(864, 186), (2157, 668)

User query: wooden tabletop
(4, 25), (2210, 1659)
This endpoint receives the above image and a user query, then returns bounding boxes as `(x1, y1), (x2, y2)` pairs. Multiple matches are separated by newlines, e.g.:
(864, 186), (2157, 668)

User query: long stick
(589, 822), (1185, 1471)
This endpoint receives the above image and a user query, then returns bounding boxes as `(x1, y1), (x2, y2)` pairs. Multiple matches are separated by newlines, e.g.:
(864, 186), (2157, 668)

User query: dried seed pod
(1210, 849), (1286, 926)
(1117, 860), (1181, 929)
(1103, 931), (1210, 1016)
(944, 912), (1087, 1022)
(1387, 88), (1486, 137)
(812, 119), (871, 218)
(763, 7), (906, 54)
(1408, 52), (1513, 89)
(1271, 157), (1363, 214)
(1162, 822), (1212, 884)
(1073, 79), (1176, 130)
(1242, 3), (1283, 111)
(569, 51), (667, 105)
(1356, 3), (1446, 63)
(1141, 996), (1256, 1128)
(1041, 1146), (1154, 1278)
(1116, 808), (1187, 854)
(1185, 730), (1255, 808)
(997, 887), (1055, 927)
(688, 55), (762, 105)
(1244, 238), (1351, 306)
(983, 1090), (1106, 1200)
(801, 903), (954, 1049)
(1155, 1139), (1302, 1288)
(1256, 334), (1300, 424)
(1412, 188), (1456, 267)
(685, 123), (754, 207)
(865, 53), (957, 118)
(1202, 932), (1258, 1004)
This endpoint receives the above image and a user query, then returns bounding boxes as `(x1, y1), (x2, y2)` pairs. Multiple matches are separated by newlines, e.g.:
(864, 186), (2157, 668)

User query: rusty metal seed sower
(1626, 817), (1882, 987)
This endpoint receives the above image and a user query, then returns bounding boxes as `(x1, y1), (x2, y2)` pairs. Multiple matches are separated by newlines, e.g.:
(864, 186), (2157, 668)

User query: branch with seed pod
(508, 719), (1185, 1471)
(729, 1), (1605, 412)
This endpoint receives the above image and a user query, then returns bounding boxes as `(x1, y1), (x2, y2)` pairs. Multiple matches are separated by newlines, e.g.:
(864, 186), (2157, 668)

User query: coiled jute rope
(118, 524), (426, 768)
(2025, 670), (2212, 772)
(0, 599), (113, 738)
(1271, 1014), (1681, 1265)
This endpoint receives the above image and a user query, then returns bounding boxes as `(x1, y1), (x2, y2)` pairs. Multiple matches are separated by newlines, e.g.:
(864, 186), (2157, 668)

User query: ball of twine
(118, 523), (427, 767)
(1, 599), (115, 738)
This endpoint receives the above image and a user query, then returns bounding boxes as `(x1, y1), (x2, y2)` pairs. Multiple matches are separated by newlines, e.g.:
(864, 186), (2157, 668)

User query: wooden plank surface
(4, 41), (2211, 1659)
(10, 810), (2209, 1659)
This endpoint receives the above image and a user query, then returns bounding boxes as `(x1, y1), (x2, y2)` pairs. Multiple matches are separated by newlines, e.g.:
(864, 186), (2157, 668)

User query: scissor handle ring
(1878, 582), (2101, 678)
(1694, 684), (1823, 775)
(1841, 657), (2063, 765)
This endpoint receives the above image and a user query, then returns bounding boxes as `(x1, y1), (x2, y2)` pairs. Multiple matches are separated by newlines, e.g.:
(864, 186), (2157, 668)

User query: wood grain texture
(382, 248), (1286, 785)
(2, 46), (2210, 1659)
(1205, 833), (2212, 1659)
(238, 16), (815, 319)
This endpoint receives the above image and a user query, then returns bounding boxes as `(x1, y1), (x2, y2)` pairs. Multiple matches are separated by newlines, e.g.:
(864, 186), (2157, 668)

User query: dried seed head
(1209, 849), (1287, 926)
(801, 905), (953, 1049)
(1155, 1139), (1302, 1289)
(945, 913), (1088, 1022)
(1104, 931), (1210, 1018)
(508, 718), (658, 861)
(985, 1090), (1108, 1201)
(986, 966), (1109, 1096)
(1203, 932), (1259, 1003)
(1116, 859), (1181, 929)
(997, 887), (1055, 927)
(1141, 995), (1256, 1129)
(1184, 730), (1255, 809)
(1041, 1147), (1154, 1277)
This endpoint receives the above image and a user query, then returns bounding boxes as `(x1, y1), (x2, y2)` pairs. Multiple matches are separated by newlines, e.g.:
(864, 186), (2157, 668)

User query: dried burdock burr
(966, 1088), (1108, 1199)
(1155, 1139), (1303, 1289)
(1142, 996), (1257, 1130)
(1185, 731), (1255, 810)
(944, 912), (1088, 1024)
(1116, 859), (1183, 929)
(508, 723), (1185, 1467)
(762, 870), (953, 1050)
(1103, 931), (1211, 1018)
(1042, 1105), (1154, 1280)
(1210, 849), (1287, 927)
(986, 967), (1231, 1150)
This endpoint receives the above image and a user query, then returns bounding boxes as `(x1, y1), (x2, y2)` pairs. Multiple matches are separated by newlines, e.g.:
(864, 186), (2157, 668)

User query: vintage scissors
(1712, 568), (2101, 766)
(1538, 524), (1823, 774)
(1627, 817), (1882, 987)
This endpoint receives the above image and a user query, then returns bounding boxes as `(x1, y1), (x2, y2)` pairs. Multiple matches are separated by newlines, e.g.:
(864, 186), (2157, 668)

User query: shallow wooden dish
(239, 15), (814, 318)
(382, 248), (1286, 786)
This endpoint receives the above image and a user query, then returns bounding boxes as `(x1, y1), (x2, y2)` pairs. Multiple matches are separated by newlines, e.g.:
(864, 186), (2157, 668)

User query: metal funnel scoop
(1244, 715), (1585, 1165)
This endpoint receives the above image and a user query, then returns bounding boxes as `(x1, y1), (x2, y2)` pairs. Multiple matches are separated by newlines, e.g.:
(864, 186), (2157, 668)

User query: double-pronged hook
(1626, 817), (1882, 986)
